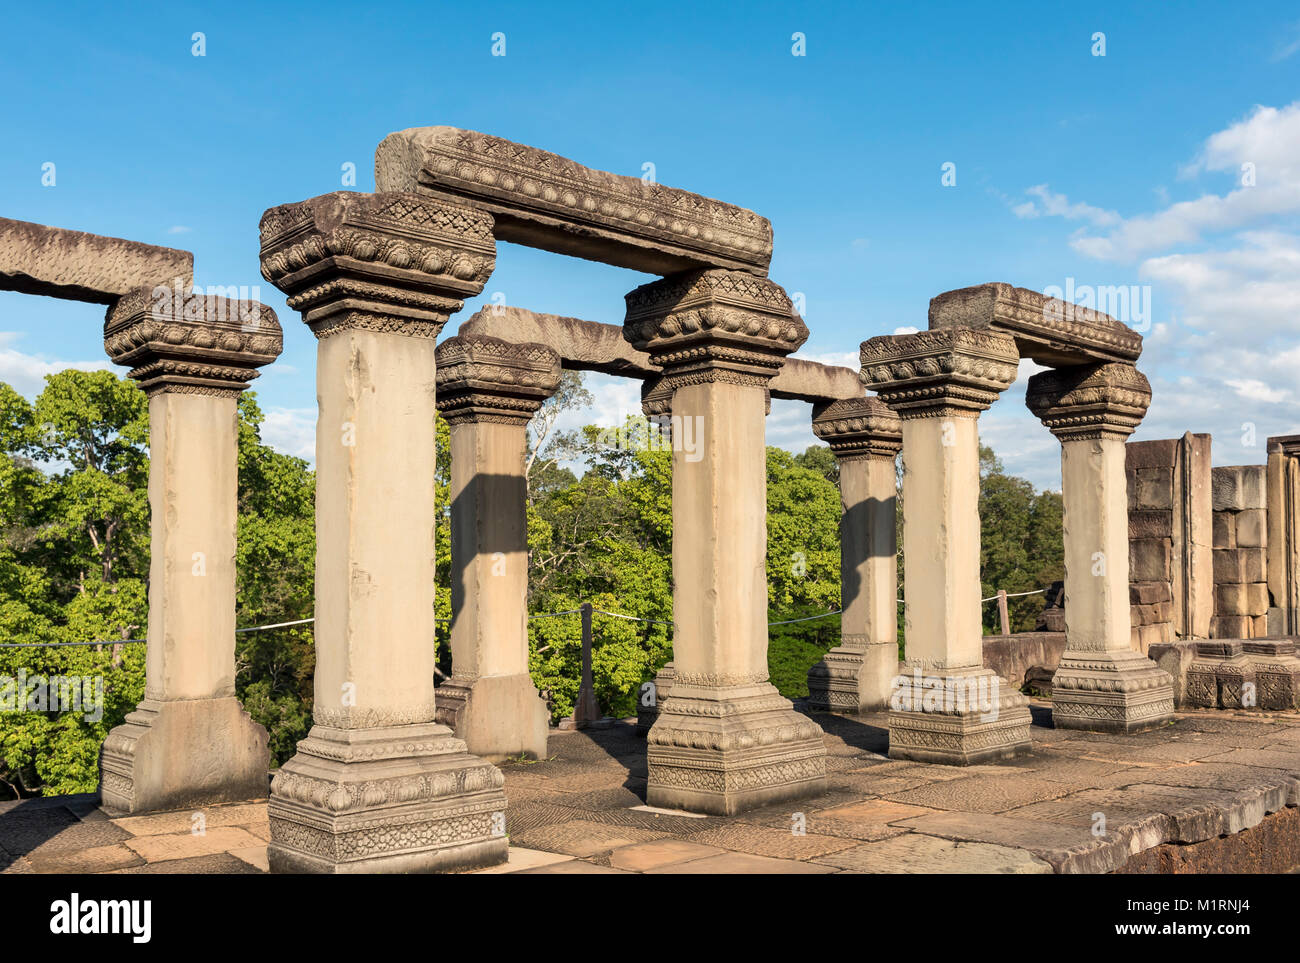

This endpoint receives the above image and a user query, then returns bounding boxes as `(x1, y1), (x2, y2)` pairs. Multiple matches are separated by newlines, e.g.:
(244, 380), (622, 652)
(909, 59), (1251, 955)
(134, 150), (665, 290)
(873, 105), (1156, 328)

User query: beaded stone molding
(623, 269), (807, 389)
(1025, 362), (1152, 440)
(434, 335), (562, 425)
(375, 127), (772, 277)
(259, 191), (496, 338)
(103, 286), (282, 396)
(811, 396), (903, 458)
(928, 282), (1143, 366)
(860, 328), (1019, 417)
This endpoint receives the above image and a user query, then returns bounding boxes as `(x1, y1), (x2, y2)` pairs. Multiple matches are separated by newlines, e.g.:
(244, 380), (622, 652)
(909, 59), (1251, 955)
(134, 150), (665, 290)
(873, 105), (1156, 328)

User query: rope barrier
(0, 588), (1050, 649)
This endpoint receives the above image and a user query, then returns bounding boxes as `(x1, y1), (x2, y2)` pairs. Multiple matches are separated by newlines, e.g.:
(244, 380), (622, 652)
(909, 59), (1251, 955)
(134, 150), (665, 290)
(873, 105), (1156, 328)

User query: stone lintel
(259, 191), (496, 339)
(928, 282), (1143, 366)
(375, 127), (772, 276)
(811, 396), (902, 459)
(0, 216), (192, 304)
(1025, 362), (1151, 440)
(460, 305), (857, 404)
(435, 334), (561, 423)
(860, 327), (1019, 417)
(1268, 434), (1300, 456)
(103, 287), (283, 396)
(624, 269), (807, 388)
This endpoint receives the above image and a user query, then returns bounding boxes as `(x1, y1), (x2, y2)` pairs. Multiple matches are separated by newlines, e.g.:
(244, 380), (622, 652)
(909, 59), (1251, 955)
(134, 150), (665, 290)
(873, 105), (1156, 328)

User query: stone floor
(3, 703), (1299, 874)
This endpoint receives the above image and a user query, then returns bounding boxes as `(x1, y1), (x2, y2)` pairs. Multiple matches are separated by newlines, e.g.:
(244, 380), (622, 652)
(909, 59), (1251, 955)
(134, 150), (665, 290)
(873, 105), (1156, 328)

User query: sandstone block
(1235, 509), (1267, 548)
(1129, 468), (1174, 510)
(1131, 509), (1173, 540)
(1130, 539), (1171, 581)
(927, 282), (1142, 367)
(1213, 511), (1236, 549)
(1212, 465), (1267, 512)
(376, 127), (772, 276)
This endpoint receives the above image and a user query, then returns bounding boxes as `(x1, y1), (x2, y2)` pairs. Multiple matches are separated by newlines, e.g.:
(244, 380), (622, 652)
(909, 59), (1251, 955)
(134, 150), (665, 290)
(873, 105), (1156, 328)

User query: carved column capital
(258, 191), (496, 340)
(435, 335), (561, 425)
(811, 396), (902, 459)
(860, 327), (1019, 418)
(103, 286), (282, 397)
(623, 269), (808, 389)
(1026, 362), (1151, 440)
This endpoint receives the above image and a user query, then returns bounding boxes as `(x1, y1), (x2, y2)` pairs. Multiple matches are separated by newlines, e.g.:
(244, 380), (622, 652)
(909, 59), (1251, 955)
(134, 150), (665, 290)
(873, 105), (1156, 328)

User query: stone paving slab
(509, 819), (671, 857)
(813, 833), (1054, 874)
(3, 711), (1298, 874)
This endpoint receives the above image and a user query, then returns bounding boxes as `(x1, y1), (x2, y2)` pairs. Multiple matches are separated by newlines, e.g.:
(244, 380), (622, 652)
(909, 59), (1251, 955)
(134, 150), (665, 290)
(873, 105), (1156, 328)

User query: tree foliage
(1, 369), (1065, 798)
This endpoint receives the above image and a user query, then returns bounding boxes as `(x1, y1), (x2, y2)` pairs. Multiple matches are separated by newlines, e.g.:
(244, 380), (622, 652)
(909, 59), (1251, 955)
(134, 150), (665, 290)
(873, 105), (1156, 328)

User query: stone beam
(928, 281), (1142, 367)
(457, 305), (861, 404)
(376, 127), (772, 276)
(0, 217), (192, 304)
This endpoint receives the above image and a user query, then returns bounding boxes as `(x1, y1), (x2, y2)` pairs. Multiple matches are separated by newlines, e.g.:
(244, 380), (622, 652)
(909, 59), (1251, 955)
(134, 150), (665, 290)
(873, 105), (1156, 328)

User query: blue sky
(2, 1), (1298, 488)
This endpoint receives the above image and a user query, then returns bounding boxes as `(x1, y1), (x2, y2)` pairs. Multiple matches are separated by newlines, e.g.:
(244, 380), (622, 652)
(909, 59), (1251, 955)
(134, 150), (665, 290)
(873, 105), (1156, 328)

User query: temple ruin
(2, 127), (1298, 874)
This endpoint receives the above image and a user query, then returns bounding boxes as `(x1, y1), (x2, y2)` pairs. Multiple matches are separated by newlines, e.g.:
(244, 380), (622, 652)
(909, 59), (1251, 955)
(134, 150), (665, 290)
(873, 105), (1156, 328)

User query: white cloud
(1070, 103), (1300, 261)
(0, 333), (113, 398)
(166, 225), (192, 234)
(1012, 184), (1120, 227)
(259, 407), (316, 461)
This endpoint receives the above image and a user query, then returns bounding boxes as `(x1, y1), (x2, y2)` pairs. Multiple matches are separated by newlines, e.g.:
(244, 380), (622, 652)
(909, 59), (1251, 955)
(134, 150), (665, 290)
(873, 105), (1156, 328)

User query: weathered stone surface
(1213, 465), (1267, 512)
(1026, 362), (1150, 441)
(458, 304), (859, 403)
(981, 632), (1067, 691)
(928, 282), (1143, 366)
(376, 127), (772, 276)
(0, 216), (192, 303)
(624, 269), (807, 387)
(1213, 511), (1235, 549)
(861, 327), (1020, 416)
(1130, 539), (1171, 582)
(259, 190), (496, 336)
(1235, 509), (1267, 548)
(817, 833), (1053, 873)
(625, 269), (825, 814)
(103, 286), (282, 396)
(436, 336), (559, 762)
(435, 335), (561, 424)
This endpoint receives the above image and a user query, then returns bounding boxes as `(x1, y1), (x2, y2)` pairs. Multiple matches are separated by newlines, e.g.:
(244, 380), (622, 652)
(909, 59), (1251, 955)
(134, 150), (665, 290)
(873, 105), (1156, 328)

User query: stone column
(1027, 363), (1174, 733)
(1266, 435), (1300, 636)
(861, 329), (1031, 765)
(258, 191), (507, 873)
(636, 376), (675, 735)
(433, 334), (560, 762)
(99, 287), (282, 815)
(806, 397), (903, 713)
(623, 269), (826, 815)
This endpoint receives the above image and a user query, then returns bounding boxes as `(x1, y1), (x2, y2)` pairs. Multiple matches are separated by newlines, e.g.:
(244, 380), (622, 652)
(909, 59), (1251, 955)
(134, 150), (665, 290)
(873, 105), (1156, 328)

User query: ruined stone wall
(1126, 434), (1213, 653)
(1210, 465), (1269, 638)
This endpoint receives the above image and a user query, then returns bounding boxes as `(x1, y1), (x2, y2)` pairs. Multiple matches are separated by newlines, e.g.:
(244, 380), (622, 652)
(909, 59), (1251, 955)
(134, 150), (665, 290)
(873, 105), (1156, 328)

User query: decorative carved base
(806, 641), (895, 714)
(1050, 651), (1175, 734)
(887, 667), (1032, 765)
(267, 722), (508, 874)
(645, 679), (826, 816)
(1184, 639), (1300, 711)
(99, 696), (269, 816)
(433, 673), (549, 762)
(636, 662), (675, 735)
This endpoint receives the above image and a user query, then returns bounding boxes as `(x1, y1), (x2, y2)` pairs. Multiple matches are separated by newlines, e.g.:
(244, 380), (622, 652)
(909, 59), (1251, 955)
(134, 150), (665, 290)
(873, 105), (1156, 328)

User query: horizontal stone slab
(0, 217), (192, 304)
(376, 127), (772, 276)
(928, 281), (1142, 366)
(456, 305), (860, 404)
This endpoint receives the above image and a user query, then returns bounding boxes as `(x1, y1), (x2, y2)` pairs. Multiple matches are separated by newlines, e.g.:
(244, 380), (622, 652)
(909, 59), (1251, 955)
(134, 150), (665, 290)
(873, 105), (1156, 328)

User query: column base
(99, 696), (269, 816)
(636, 662), (675, 735)
(888, 667), (1032, 765)
(434, 673), (549, 762)
(645, 679), (826, 816)
(807, 641), (897, 714)
(267, 722), (508, 874)
(1050, 651), (1175, 734)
